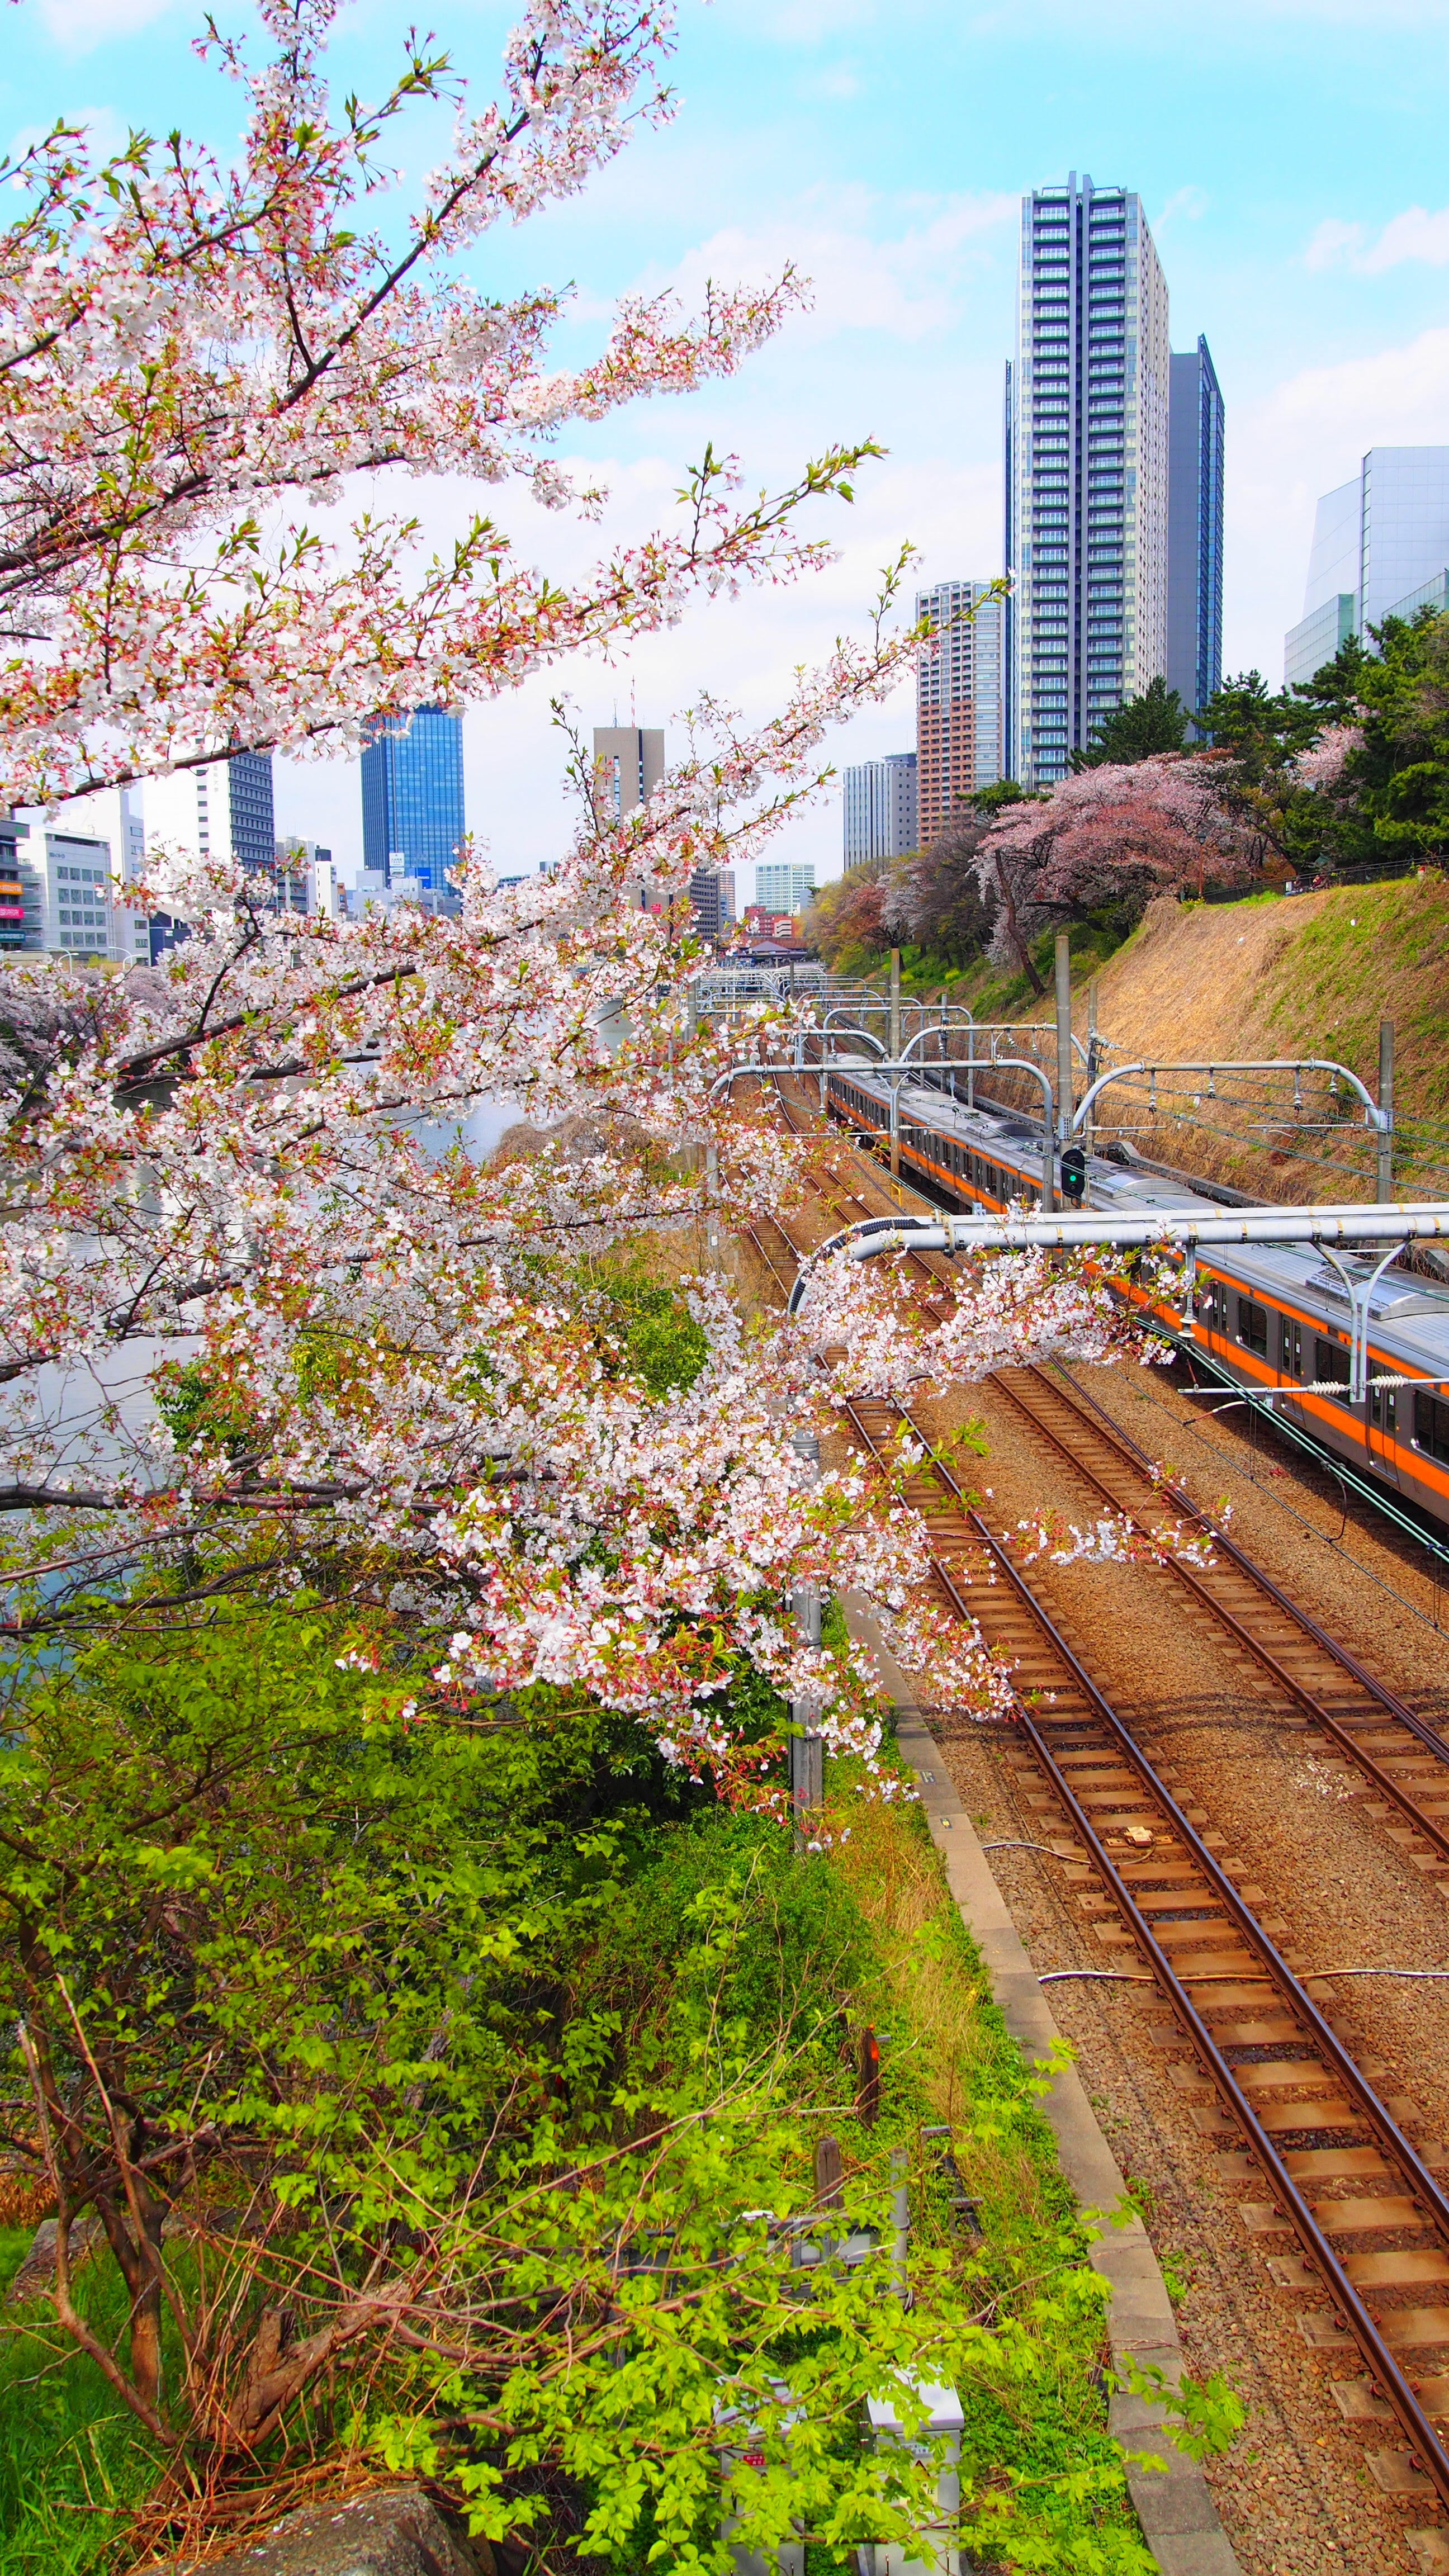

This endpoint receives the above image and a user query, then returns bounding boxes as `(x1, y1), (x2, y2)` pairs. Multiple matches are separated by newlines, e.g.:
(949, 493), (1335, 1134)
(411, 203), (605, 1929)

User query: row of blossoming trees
(811, 749), (1261, 986)
(0, 2), (1189, 2564)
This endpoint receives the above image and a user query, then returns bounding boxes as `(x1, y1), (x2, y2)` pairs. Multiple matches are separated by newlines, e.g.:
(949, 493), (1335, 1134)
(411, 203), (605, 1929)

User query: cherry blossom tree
(1292, 721), (1365, 794)
(1, 652), (1149, 1765)
(977, 752), (1252, 977)
(0, 0), (1172, 1781)
(0, 0), (870, 804)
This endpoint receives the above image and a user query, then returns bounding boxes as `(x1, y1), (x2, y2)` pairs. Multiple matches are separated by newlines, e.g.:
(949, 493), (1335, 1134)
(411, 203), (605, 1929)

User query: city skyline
(25, 5), (1449, 891)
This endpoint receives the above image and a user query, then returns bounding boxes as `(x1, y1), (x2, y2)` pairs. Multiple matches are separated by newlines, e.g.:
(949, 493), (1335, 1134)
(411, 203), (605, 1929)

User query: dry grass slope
(1043, 880), (1449, 1200)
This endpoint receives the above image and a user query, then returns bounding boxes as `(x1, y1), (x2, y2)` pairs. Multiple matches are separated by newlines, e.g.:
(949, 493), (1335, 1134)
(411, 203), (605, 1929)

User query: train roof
(828, 1061), (1449, 1368)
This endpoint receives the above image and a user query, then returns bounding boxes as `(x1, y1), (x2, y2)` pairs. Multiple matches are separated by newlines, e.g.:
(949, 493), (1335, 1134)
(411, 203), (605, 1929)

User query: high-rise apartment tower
(361, 705), (466, 906)
(1167, 336), (1225, 718)
(1005, 176), (1171, 786)
(915, 581), (1002, 847)
(592, 725), (665, 821)
(842, 753), (918, 867)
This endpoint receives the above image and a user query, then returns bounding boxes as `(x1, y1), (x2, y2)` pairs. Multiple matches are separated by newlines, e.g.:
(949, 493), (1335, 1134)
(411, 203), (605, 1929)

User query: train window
(1199, 1277), (1227, 1332)
(1277, 1313), (1303, 1376)
(1414, 1389), (1449, 1465)
(1238, 1295), (1269, 1356)
(1314, 1337), (1353, 1405)
(1370, 1379), (1398, 1434)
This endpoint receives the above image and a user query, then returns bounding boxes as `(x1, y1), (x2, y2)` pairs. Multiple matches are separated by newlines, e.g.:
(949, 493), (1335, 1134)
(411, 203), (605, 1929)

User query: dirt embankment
(1029, 879), (1449, 1200)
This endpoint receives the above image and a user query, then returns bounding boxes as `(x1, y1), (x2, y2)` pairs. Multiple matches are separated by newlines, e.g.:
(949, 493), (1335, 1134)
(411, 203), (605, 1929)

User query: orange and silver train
(823, 1062), (1449, 1540)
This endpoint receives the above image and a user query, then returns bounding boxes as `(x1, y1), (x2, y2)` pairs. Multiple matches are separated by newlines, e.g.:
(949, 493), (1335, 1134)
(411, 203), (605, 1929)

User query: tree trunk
(993, 858), (1046, 996)
(94, 2183), (167, 2412)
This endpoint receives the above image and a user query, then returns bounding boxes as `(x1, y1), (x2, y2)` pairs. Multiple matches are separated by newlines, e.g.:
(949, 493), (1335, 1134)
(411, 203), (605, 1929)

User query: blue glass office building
(360, 705), (466, 901)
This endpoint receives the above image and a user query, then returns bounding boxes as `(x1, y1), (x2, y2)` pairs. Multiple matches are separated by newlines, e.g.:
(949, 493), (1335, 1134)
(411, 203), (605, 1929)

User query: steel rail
(1049, 1363), (1449, 1770)
(835, 1385), (1449, 2516)
(987, 1366), (1449, 1861)
(738, 1120), (1449, 2505)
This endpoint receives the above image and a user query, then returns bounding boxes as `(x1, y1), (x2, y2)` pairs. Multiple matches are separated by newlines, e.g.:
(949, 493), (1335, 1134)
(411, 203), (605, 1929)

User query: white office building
(16, 785), (150, 959)
(754, 861), (816, 916)
(843, 754), (918, 866)
(1285, 448), (1449, 689)
(1005, 174), (1172, 786)
(146, 751), (276, 875)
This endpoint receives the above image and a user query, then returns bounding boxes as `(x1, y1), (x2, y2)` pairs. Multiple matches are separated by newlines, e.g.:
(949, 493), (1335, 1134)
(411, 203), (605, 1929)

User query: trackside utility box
(860, 2381), (964, 2576)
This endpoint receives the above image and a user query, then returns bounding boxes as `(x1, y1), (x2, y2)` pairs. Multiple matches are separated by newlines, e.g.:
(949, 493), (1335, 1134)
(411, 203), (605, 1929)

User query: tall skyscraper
(915, 581), (1003, 847)
(1285, 448), (1449, 688)
(1167, 336), (1225, 719)
(1005, 176), (1171, 787)
(146, 752), (275, 877)
(361, 705), (465, 904)
(842, 753), (918, 866)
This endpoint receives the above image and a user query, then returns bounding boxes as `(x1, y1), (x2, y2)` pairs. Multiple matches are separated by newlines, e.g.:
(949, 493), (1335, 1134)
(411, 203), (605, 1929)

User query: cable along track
(740, 1114), (1449, 2522)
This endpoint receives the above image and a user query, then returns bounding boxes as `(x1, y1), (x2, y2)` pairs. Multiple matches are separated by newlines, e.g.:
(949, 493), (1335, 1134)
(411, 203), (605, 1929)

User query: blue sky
(12, 0), (1449, 891)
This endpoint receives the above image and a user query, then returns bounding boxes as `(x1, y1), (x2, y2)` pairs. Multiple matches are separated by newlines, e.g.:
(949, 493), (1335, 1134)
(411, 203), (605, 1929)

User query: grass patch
(580, 1777), (1143, 2569)
(0, 2229), (160, 2576)
(824, 1783), (1133, 2546)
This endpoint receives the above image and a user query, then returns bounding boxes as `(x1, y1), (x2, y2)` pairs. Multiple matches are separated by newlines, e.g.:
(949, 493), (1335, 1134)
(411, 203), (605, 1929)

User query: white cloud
(8, 101), (132, 162)
(800, 63), (866, 100)
(1224, 323), (1449, 683)
(654, 186), (1017, 347)
(35, 0), (180, 51)
(271, 438), (995, 896)
(1154, 184), (1209, 228)
(1305, 203), (1449, 273)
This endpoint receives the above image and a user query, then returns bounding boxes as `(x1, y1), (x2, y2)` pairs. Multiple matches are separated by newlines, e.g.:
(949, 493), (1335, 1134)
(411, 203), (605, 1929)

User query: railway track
(989, 1363), (1449, 1878)
(741, 1092), (1449, 2530)
(773, 1072), (1449, 1873)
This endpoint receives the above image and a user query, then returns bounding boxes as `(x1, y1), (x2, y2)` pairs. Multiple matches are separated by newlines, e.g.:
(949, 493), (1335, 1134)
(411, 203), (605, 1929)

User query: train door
(1368, 1353), (1402, 1486)
(1197, 1274), (1229, 1342)
(1277, 1310), (1303, 1382)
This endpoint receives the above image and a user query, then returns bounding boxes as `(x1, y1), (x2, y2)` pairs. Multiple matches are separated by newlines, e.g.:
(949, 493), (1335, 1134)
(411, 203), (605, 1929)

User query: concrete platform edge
(842, 1598), (1243, 2576)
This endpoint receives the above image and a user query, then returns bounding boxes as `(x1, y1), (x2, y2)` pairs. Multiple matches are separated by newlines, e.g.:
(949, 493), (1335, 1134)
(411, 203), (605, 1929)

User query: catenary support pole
(1379, 1019), (1395, 1205)
(788, 1433), (823, 1837)
(1086, 977), (1099, 1156)
(891, 2146), (909, 2303)
(889, 949), (901, 1178)
(1054, 931), (1073, 1151)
